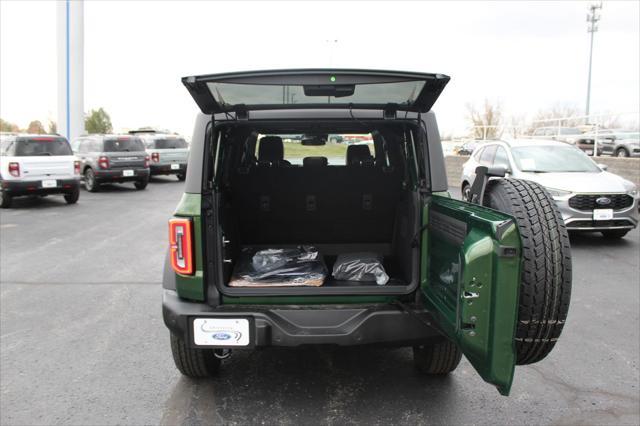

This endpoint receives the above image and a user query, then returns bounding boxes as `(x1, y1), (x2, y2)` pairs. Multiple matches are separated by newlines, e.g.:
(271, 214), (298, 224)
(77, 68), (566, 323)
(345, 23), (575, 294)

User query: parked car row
(461, 139), (639, 239)
(0, 130), (189, 208)
(530, 126), (640, 157)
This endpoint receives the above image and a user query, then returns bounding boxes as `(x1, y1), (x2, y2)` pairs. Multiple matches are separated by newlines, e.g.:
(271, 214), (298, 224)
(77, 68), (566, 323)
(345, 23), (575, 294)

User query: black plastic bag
(332, 252), (389, 285)
(230, 246), (327, 287)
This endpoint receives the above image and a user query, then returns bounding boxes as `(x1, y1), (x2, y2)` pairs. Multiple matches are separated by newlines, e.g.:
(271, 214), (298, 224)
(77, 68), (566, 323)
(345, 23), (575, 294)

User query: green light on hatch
(330, 76), (336, 82)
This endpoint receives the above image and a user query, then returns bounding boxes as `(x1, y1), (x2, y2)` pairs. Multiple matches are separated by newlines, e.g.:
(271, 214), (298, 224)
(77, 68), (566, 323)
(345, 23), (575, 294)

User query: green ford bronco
(162, 69), (571, 395)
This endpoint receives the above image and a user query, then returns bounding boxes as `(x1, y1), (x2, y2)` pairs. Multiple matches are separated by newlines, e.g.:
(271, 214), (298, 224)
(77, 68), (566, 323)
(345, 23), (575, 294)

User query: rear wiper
(40, 152), (52, 156)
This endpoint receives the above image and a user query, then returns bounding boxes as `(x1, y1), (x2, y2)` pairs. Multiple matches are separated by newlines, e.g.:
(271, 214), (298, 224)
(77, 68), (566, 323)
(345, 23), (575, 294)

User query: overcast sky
(1, 0), (638, 138)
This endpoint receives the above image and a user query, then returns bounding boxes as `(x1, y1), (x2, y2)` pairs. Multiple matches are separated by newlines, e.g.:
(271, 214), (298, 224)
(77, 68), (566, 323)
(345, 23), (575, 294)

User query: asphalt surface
(1, 178), (639, 425)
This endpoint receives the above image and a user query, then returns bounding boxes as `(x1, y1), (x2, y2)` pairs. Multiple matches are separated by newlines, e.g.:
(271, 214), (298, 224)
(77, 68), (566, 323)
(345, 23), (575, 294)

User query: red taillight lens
(98, 156), (109, 169)
(74, 161), (81, 175)
(151, 152), (160, 163)
(8, 162), (20, 177)
(169, 218), (194, 275)
(144, 156), (150, 168)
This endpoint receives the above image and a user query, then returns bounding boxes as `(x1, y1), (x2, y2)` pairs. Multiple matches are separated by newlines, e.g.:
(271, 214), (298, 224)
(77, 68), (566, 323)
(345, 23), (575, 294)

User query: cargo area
(212, 123), (424, 294)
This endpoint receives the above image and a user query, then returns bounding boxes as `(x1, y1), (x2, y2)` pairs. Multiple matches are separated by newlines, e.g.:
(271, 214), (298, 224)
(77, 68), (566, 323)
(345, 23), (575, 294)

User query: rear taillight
(8, 162), (20, 177)
(151, 152), (160, 163)
(169, 218), (194, 275)
(74, 161), (81, 175)
(98, 156), (110, 169)
(144, 156), (150, 168)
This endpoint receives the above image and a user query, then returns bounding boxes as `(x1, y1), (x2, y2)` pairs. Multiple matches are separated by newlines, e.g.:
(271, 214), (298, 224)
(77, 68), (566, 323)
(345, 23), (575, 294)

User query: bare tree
(531, 104), (583, 131)
(26, 120), (46, 134)
(466, 99), (503, 139)
(0, 118), (20, 133)
(506, 114), (527, 138)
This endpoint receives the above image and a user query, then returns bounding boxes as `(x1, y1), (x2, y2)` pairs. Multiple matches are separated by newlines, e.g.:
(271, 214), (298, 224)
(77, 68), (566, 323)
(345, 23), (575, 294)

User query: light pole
(585, 2), (602, 122)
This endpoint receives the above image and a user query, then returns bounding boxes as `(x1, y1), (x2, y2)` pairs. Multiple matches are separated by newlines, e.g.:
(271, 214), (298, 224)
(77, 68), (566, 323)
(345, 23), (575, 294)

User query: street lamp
(585, 2), (602, 122)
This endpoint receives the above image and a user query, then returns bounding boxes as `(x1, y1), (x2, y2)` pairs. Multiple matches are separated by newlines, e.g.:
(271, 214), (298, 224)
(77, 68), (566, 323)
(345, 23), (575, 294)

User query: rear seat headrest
(346, 145), (374, 166)
(258, 136), (284, 164)
(303, 156), (328, 167)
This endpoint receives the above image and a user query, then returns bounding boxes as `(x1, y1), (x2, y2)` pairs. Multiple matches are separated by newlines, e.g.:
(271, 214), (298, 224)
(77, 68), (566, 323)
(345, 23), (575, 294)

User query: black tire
(461, 182), (471, 202)
(484, 178), (572, 365)
(413, 339), (462, 374)
(177, 173), (186, 181)
(601, 229), (629, 239)
(134, 178), (148, 190)
(615, 148), (629, 157)
(84, 168), (99, 192)
(0, 189), (12, 208)
(170, 333), (220, 378)
(64, 188), (80, 204)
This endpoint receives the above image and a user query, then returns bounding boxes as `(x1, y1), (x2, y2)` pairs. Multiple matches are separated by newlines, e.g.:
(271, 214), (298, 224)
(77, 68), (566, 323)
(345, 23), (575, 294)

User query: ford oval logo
(212, 332), (232, 340)
(596, 197), (612, 206)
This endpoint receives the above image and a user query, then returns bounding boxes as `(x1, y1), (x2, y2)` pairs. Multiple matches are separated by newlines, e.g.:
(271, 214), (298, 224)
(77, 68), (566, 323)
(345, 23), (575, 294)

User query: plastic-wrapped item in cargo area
(229, 246), (327, 287)
(332, 252), (390, 285)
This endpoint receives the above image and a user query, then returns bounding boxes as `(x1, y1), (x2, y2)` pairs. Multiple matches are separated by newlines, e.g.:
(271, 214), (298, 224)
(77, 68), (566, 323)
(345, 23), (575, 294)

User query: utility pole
(585, 2), (602, 122)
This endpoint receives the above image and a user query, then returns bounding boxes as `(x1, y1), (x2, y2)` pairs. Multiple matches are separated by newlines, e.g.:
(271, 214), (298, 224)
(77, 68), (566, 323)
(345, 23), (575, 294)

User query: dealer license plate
(193, 318), (250, 346)
(42, 179), (57, 188)
(171, 163), (180, 170)
(122, 170), (134, 177)
(593, 209), (613, 221)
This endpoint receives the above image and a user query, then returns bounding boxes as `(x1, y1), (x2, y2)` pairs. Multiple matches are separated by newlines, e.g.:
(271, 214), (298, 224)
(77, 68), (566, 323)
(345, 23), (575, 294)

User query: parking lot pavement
(1, 180), (639, 426)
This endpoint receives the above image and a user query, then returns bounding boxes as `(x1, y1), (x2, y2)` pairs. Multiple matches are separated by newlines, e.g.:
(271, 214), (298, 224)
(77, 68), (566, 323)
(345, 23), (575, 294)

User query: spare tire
(483, 178), (572, 365)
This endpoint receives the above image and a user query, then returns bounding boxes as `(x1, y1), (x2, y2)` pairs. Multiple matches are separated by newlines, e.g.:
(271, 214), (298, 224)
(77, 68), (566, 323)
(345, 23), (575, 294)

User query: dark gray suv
(71, 134), (150, 191)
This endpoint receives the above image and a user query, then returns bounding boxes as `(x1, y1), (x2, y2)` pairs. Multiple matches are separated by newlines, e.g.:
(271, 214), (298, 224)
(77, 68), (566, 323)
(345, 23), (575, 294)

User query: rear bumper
(95, 168), (150, 183)
(150, 163), (187, 175)
(162, 289), (441, 348)
(1, 178), (79, 196)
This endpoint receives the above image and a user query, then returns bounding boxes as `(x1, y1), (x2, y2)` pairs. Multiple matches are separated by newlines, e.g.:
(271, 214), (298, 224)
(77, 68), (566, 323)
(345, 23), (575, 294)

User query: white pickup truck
(0, 134), (81, 208)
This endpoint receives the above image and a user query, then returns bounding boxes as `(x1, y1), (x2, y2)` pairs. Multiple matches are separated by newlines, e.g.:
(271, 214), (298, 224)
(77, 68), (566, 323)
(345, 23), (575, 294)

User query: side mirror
(597, 163), (608, 171)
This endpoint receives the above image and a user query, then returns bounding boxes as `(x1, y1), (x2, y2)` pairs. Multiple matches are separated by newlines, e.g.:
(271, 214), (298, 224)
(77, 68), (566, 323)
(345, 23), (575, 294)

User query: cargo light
(8, 162), (20, 177)
(98, 156), (110, 169)
(169, 218), (194, 275)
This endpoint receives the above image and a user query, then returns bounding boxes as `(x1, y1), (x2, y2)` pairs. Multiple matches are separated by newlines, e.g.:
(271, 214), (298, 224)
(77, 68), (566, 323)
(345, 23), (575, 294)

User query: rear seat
(257, 136), (291, 167)
(232, 143), (402, 244)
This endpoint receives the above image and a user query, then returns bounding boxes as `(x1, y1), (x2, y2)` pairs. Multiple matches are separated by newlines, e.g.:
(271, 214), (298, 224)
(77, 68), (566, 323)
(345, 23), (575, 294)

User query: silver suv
(461, 139), (639, 239)
(130, 130), (189, 181)
(71, 134), (150, 192)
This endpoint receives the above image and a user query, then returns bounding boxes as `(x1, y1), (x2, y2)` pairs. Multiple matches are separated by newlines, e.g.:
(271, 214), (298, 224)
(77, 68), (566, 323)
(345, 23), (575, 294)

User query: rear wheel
(84, 168), (99, 192)
(484, 178), (572, 365)
(170, 333), (221, 378)
(413, 339), (462, 374)
(461, 182), (471, 201)
(0, 189), (12, 208)
(601, 229), (629, 239)
(177, 173), (186, 181)
(134, 178), (148, 190)
(615, 148), (629, 157)
(64, 187), (80, 204)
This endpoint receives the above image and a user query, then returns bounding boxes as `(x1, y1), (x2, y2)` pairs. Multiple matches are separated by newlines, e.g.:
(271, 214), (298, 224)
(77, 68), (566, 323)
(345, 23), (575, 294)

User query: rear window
(14, 137), (73, 156)
(558, 128), (582, 135)
(256, 134), (375, 166)
(208, 81), (426, 108)
(103, 137), (145, 152)
(151, 138), (188, 149)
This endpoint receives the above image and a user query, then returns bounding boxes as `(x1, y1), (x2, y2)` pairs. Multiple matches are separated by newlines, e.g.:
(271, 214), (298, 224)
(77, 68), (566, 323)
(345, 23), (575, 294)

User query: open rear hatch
(182, 69), (449, 114)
